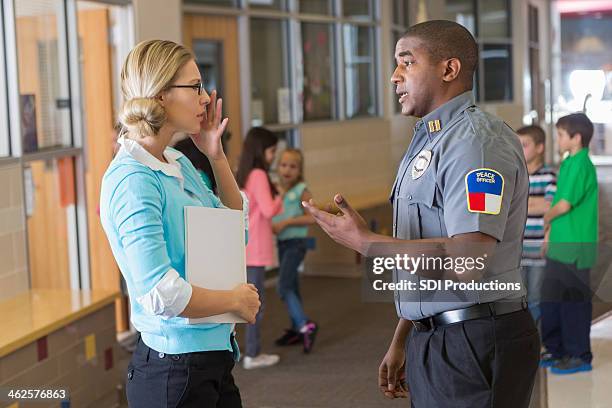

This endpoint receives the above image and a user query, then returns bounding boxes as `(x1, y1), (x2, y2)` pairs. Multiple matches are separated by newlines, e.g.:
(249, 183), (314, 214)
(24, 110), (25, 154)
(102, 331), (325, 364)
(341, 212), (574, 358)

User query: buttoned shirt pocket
(396, 178), (444, 240)
(413, 180), (445, 239)
(395, 196), (420, 240)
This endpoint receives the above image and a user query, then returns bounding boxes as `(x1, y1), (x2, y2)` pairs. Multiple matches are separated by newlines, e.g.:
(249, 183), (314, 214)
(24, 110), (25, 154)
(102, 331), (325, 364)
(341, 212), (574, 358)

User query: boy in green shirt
(540, 113), (598, 375)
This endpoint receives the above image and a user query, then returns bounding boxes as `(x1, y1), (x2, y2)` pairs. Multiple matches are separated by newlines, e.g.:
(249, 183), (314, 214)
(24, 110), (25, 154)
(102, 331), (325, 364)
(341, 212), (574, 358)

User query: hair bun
(119, 97), (166, 137)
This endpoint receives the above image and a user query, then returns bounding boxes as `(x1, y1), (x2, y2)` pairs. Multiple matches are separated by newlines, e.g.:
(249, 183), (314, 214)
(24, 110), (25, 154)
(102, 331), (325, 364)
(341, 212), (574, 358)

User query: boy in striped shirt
(518, 125), (556, 325)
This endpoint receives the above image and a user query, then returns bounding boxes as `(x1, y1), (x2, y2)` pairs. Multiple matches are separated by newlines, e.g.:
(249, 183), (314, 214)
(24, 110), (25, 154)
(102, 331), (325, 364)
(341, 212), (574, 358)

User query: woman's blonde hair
(118, 40), (194, 137)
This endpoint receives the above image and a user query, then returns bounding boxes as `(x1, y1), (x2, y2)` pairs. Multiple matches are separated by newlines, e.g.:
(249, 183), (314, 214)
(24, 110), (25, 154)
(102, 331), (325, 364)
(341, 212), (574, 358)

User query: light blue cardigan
(100, 146), (241, 355)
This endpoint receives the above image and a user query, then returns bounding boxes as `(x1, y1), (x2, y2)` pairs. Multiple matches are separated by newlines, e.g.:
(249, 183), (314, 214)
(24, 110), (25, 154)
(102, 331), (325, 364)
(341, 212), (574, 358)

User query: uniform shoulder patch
(465, 168), (504, 215)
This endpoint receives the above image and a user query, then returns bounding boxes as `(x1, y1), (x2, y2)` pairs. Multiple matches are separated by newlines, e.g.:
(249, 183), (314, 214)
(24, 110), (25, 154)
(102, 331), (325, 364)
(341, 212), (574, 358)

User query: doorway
(183, 14), (242, 169)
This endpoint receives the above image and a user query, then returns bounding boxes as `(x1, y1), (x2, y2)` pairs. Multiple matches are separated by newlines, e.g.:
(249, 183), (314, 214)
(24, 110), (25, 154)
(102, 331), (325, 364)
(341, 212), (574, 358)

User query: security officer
(302, 20), (539, 408)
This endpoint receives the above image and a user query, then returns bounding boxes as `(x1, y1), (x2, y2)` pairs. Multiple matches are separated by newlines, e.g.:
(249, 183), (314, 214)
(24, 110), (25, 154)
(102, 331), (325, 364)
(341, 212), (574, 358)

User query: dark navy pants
(407, 309), (540, 408)
(126, 336), (242, 407)
(540, 257), (592, 363)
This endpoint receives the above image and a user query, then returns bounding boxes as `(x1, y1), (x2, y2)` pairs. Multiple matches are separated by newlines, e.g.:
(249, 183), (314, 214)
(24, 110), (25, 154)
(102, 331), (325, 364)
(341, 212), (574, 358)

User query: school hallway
(3, 1), (612, 407)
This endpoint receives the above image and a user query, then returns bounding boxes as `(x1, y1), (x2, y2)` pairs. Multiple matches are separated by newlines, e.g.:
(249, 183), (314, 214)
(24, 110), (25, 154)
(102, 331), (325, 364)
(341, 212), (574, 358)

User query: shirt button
(408, 195), (413, 200)
(158, 352), (165, 359)
(172, 355), (180, 361)
(127, 370), (133, 380)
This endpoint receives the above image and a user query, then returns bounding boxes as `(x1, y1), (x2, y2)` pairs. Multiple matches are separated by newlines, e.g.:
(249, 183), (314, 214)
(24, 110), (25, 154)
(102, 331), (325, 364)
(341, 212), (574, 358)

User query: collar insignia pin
(427, 120), (441, 133)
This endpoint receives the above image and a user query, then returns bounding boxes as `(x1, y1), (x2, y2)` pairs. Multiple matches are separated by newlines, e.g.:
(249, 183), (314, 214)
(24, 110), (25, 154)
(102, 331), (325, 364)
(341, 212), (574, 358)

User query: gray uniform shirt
(390, 91), (528, 320)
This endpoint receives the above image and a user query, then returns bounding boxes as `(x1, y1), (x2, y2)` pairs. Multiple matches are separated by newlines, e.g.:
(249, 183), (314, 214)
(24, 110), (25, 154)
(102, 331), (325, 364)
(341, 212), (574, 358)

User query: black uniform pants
(126, 336), (242, 408)
(406, 309), (540, 408)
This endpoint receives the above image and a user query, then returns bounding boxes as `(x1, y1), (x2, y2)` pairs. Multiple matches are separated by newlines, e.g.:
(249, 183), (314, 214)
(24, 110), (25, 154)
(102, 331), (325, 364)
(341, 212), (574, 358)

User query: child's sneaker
(550, 357), (592, 375)
(301, 321), (318, 354)
(243, 354), (280, 370)
(539, 351), (560, 368)
(275, 329), (302, 346)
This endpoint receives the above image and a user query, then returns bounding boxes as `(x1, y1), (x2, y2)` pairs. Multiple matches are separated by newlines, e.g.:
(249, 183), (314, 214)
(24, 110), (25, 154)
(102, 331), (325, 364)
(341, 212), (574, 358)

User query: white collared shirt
(118, 135), (185, 188)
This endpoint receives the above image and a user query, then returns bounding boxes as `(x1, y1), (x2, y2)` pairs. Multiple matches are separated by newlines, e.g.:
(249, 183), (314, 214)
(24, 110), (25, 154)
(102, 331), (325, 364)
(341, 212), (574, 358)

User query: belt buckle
(412, 321), (426, 332)
(412, 318), (432, 332)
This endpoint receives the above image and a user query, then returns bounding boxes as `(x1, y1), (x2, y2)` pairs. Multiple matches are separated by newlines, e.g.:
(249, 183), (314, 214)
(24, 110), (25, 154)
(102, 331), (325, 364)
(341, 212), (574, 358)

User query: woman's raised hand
(232, 283), (260, 324)
(191, 90), (228, 161)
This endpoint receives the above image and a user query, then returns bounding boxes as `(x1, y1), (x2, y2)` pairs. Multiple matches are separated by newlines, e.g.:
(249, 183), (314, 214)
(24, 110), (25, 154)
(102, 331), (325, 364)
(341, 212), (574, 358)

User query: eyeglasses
(168, 82), (204, 95)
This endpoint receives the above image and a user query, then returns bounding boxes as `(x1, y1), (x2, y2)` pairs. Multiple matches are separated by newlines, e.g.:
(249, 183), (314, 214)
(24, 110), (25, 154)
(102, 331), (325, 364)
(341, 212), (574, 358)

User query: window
(527, 4), (543, 124)
(0, 5), (8, 157)
(15, 0), (81, 288)
(340, 1), (378, 119)
(482, 44), (512, 101)
(185, 0), (239, 6)
(299, 0), (332, 15)
(250, 18), (291, 126)
(240, 0), (381, 125)
(344, 24), (377, 118)
(555, 7), (612, 157)
(24, 157), (79, 289)
(4, 0), (119, 289)
(445, 0), (475, 35)
(445, 0), (513, 102)
(193, 40), (225, 103)
(15, 0), (73, 153)
(342, 0), (374, 19)
(480, 0), (510, 38)
(301, 22), (334, 121)
(391, 0), (410, 114)
(76, 0), (132, 292)
(392, 0), (410, 27)
(248, 0), (287, 11)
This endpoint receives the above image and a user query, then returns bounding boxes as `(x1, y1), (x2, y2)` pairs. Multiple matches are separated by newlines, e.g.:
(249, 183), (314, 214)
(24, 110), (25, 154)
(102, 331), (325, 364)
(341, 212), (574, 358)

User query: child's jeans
(246, 266), (265, 357)
(540, 257), (592, 363)
(521, 264), (545, 323)
(277, 238), (309, 330)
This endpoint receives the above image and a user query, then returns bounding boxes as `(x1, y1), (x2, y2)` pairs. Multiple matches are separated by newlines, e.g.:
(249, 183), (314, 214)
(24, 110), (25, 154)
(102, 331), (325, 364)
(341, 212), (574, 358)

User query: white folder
(184, 206), (247, 324)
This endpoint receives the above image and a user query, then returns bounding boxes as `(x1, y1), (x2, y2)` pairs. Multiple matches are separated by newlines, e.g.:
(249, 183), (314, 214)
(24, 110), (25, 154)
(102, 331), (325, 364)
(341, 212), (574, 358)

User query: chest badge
(411, 150), (432, 180)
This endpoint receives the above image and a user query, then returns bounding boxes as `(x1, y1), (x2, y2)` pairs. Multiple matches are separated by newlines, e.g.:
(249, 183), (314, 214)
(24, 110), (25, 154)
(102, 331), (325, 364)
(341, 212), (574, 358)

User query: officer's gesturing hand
(302, 194), (371, 255)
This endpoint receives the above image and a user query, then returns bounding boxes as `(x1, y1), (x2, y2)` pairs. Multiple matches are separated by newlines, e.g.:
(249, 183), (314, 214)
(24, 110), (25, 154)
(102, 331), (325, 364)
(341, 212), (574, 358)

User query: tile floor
(547, 313), (612, 408)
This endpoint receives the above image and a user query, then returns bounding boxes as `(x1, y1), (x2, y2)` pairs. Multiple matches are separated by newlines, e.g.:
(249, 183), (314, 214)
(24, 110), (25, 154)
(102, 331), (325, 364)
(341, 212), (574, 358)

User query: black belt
(412, 298), (528, 332)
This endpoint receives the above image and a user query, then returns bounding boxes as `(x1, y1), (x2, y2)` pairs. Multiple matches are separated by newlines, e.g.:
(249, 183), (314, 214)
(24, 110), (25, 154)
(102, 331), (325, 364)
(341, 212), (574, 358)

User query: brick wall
(0, 304), (119, 408)
(0, 159), (28, 302)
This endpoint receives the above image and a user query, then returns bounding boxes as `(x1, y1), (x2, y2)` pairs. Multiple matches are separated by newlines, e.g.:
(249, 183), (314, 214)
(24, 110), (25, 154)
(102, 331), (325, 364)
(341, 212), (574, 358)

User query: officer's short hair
(402, 20), (478, 87)
(517, 125), (546, 146)
(556, 113), (594, 148)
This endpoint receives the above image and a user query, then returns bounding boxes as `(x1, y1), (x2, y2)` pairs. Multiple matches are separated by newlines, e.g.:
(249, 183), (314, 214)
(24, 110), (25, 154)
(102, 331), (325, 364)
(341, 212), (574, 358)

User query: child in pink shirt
(236, 127), (282, 369)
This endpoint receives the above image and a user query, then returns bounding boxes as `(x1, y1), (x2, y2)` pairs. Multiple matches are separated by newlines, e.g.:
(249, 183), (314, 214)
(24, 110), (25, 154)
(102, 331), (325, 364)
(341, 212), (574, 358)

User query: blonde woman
(100, 40), (259, 407)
